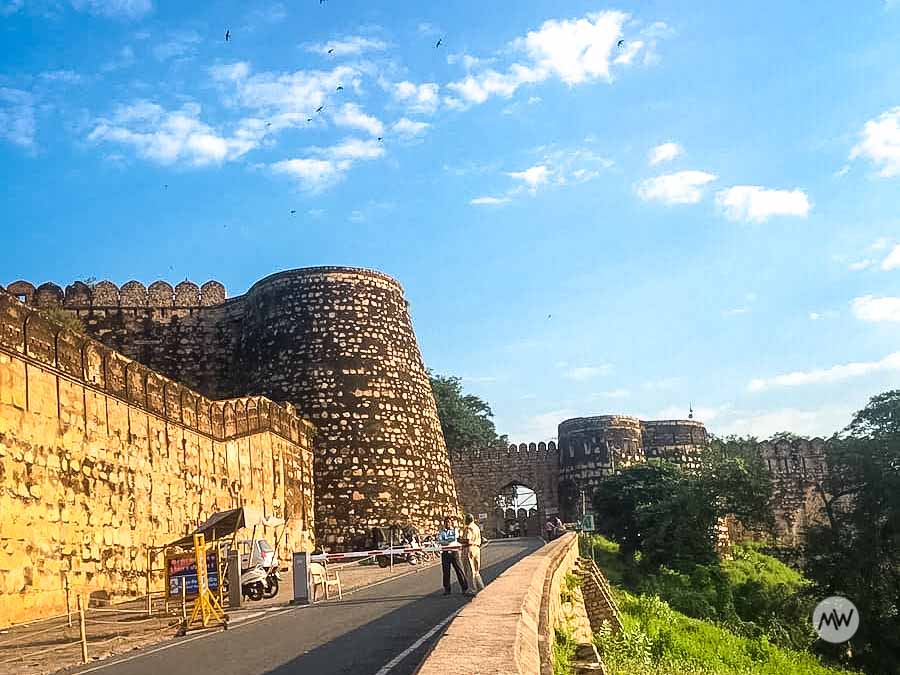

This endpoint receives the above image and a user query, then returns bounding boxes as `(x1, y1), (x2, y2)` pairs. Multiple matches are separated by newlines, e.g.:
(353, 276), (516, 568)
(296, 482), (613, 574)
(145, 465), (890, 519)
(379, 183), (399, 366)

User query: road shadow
(261, 543), (538, 675)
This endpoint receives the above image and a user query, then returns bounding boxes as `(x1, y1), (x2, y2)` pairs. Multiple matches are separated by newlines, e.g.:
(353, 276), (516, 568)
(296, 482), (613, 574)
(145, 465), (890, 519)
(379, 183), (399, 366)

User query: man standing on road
(438, 516), (468, 595)
(459, 514), (484, 595)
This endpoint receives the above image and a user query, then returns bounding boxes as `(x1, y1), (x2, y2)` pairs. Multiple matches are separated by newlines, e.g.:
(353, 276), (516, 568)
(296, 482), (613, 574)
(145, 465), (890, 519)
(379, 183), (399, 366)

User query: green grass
(553, 626), (577, 675)
(579, 534), (855, 674)
(596, 591), (856, 675)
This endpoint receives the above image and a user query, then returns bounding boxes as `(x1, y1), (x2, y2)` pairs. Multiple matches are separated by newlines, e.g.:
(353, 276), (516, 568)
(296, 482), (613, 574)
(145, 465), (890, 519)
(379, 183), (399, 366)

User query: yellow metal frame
(187, 533), (227, 629)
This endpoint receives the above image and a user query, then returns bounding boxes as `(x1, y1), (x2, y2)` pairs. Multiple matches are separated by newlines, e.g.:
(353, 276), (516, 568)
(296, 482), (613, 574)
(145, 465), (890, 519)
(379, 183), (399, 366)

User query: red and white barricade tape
(309, 542), (462, 564)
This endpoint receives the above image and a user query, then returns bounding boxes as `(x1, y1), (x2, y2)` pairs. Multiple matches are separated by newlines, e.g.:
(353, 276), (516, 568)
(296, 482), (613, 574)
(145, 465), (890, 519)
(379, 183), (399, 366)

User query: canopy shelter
(169, 508), (246, 548)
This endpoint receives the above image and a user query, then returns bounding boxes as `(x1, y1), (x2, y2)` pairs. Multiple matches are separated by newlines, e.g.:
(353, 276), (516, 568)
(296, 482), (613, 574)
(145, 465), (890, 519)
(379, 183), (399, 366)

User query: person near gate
(458, 514), (485, 595)
(438, 516), (468, 595)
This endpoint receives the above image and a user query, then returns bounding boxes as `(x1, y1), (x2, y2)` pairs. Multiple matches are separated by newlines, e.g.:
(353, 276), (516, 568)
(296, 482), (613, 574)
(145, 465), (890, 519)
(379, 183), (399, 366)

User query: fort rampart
(8, 267), (459, 550)
(0, 291), (315, 625)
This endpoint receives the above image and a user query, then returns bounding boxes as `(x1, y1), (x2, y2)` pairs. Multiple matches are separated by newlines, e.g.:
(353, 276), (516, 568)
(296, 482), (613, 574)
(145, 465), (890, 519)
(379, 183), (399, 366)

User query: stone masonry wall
(238, 269), (458, 549)
(450, 442), (560, 535)
(0, 292), (315, 625)
(10, 268), (459, 550)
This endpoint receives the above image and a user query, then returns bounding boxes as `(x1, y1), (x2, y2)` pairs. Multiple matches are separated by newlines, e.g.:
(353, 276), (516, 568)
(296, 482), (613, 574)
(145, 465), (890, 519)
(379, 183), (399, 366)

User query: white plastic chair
(309, 561), (342, 601)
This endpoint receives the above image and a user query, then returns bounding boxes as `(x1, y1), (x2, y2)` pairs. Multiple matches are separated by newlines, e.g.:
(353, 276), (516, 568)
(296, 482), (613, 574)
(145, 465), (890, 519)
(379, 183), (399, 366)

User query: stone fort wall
(0, 291), (315, 625)
(450, 416), (825, 545)
(450, 442), (560, 536)
(9, 267), (459, 549)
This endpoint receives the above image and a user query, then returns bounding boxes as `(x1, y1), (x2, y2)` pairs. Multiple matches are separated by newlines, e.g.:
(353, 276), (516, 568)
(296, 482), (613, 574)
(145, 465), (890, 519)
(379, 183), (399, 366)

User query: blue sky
(2, 1), (900, 442)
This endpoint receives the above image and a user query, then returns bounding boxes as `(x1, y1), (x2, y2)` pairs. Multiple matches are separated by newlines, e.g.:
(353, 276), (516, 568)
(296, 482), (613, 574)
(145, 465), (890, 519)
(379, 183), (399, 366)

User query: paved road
(65, 538), (541, 675)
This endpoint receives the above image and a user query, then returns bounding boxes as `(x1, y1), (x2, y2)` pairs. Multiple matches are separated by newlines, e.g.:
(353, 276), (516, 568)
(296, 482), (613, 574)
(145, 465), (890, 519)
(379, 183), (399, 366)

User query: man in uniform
(459, 514), (484, 594)
(438, 516), (468, 595)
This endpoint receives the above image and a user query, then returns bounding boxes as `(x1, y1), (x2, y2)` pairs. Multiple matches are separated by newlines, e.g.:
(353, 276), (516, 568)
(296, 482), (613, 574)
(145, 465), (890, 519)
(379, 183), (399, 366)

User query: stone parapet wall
(418, 533), (579, 675)
(0, 292), (315, 626)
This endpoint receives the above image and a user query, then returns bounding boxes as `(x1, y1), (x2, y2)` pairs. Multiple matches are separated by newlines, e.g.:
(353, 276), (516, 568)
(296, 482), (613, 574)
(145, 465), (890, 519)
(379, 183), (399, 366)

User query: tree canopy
(592, 439), (773, 572)
(428, 371), (504, 453)
(803, 390), (900, 674)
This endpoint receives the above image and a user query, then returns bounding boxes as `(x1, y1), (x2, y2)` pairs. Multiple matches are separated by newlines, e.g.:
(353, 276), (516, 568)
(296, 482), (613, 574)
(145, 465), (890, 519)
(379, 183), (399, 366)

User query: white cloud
(636, 170), (717, 205)
(69, 0), (153, 18)
(417, 22), (441, 37)
(712, 405), (855, 439)
(326, 137), (385, 160)
(715, 185), (811, 222)
(881, 243), (900, 270)
(723, 307), (749, 316)
(850, 106), (900, 177)
(563, 364), (612, 380)
(271, 137), (384, 191)
(648, 141), (683, 165)
(748, 351), (900, 392)
(271, 158), (349, 192)
(101, 45), (135, 72)
(470, 196), (510, 206)
(508, 409), (575, 443)
(0, 88), (36, 149)
(446, 10), (651, 106)
(391, 81), (440, 115)
(870, 237), (892, 252)
(593, 389), (630, 399)
(809, 312), (821, 320)
(391, 117), (430, 140)
(87, 100), (256, 166)
(39, 70), (82, 83)
(508, 164), (550, 192)
(332, 103), (383, 136)
(849, 259), (872, 271)
(515, 10), (628, 85)
(211, 61), (360, 127)
(152, 29), (201, 61)
(306, 36), (388, 57)
(656, 405), (725, 423)
(851, 295), (900, 322)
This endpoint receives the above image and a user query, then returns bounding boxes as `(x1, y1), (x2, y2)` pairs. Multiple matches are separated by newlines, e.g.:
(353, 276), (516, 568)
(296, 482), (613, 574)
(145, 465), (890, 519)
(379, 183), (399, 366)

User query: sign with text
(165, 549), (220, 599)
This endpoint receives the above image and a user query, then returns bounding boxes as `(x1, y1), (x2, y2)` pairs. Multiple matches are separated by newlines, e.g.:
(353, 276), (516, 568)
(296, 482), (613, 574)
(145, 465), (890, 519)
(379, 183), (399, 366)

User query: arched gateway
(449, 443), (559, 537)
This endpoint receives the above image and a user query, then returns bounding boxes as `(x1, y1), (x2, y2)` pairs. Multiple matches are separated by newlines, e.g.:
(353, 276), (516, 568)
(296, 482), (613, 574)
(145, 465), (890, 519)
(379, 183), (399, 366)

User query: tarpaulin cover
(169, 507), (246, 547)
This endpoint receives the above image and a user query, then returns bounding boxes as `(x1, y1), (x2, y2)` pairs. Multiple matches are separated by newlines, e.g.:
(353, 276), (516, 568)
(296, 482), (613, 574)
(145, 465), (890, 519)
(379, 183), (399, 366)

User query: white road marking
(372, 608), (463, 675)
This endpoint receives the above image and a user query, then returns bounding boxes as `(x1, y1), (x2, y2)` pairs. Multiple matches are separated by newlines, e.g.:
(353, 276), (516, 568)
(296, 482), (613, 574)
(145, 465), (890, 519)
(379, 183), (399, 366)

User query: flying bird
(327, 48), (334, 54)
(617, 39), (625, 48)
(290, 210), (297, 215)
(435, 38), (443, 48)
(164, 184), (168, 189)
(547, 314), (552, 319)
(316, 105), (324, 113)
(336, 85), (343, 91)
(376, 136), (383, 142)
(306, 117), (313, 122)
(265, 121), (271, 127)
(225, 30), (231, 42)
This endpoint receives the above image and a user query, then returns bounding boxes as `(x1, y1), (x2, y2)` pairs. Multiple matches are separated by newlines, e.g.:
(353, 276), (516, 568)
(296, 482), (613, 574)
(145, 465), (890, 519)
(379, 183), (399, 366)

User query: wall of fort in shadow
(0, 291), (315, 625)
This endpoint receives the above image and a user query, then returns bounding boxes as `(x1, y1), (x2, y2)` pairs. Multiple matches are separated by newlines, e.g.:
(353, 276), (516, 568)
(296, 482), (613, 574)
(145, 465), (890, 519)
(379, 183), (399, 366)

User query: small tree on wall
(428, 370), (506, 453)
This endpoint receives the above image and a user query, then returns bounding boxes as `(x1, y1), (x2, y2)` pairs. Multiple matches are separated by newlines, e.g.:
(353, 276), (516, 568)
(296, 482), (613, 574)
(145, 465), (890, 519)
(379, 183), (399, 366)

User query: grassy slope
(583, 536), (854, 675)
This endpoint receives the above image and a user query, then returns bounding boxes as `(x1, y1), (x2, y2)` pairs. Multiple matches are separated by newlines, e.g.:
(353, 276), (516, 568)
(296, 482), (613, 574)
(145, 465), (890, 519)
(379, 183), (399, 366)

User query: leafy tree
(593, 444), (773, 572)
(428, 371), (504, 453)
(803, 391), (900, 674)
(42, 306), (85, 333)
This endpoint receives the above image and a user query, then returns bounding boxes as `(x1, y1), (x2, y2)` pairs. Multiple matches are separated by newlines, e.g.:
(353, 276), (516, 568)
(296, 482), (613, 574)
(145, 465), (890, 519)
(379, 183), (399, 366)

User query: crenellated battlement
(5, 279), (227, 309)
(450, 440), (558, 463)
(0, 289), (310, 444)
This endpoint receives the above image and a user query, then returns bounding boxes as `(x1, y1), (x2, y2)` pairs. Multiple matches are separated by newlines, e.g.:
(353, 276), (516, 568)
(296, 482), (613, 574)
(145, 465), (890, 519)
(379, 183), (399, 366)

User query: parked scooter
(240, 566), (268, 601)
(262, 567), (281, 599)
